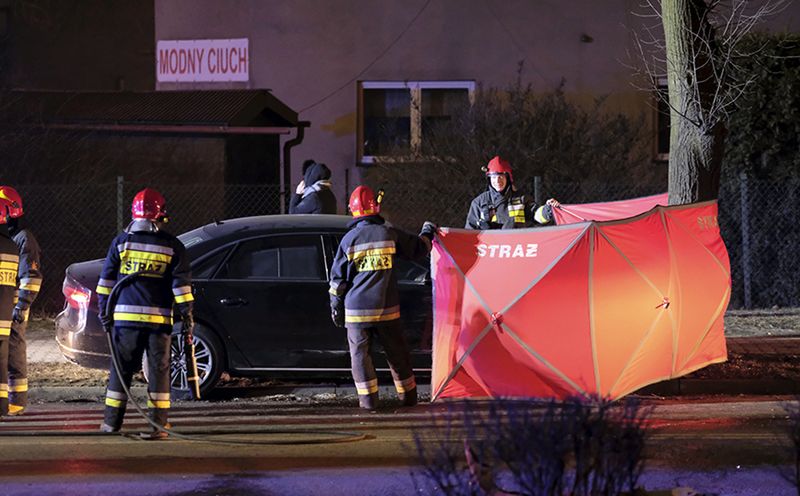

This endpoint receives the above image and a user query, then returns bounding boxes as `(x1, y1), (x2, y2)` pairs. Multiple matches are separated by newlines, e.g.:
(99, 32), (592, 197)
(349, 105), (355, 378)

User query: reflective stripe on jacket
(12, 228), (42, 312)
(465, 190), (553, 229)
(329, 216), (430, 328)
(96, 223), (193, 329)
(0, 233), (20, 338)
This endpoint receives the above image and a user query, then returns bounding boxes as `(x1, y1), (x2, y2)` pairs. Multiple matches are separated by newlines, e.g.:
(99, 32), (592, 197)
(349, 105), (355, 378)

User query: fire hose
(0, 270), (367, 445)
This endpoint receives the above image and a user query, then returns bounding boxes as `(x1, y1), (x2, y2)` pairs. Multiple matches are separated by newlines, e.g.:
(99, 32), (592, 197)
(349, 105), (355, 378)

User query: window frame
(212, 233), (327, 282)
(357, 80), (476, 164)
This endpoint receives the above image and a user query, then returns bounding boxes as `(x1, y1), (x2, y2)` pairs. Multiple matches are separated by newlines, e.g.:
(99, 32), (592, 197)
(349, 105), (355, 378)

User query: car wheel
(142, 323), (225, 400)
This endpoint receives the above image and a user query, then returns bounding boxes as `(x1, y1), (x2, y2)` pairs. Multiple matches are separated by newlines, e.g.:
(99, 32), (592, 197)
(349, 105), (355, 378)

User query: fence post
(534, 176), (542, 206)
(739, 172), (752, 309)
(117, 176), (124, 233)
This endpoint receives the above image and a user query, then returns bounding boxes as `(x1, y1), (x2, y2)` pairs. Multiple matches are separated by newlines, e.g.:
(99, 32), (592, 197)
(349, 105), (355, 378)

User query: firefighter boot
(100, 422), (120, 433)
(102, 404), (126, 433)
(359, 392), (379, 410)
(140, 423), (171, 440)
(400, 387), (418, 407)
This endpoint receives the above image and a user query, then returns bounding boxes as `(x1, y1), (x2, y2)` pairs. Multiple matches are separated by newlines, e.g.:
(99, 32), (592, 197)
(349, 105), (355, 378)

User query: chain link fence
(18, 180), (281, 313)
(373, 174), (798, 311)
(15, 175), (797, 314)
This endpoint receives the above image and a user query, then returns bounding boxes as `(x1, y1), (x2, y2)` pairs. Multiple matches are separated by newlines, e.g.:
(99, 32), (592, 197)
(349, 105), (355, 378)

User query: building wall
(1, 131), (224, 184)
(154, 0), (800, 206)
(2, 0), (154, 91)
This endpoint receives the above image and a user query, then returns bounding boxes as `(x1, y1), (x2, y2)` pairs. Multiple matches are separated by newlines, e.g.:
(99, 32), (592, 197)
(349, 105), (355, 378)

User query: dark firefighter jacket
(10, 223), (42, 319)
(289, 162), (337, 215)
(0, 225), (20, 339)
(96, 220), (193, 330)
(465, 187), (554, 230)
(329, 215), (431, 328)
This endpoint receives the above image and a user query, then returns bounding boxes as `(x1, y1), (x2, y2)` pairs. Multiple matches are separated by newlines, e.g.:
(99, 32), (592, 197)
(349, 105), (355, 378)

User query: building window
(358, 81), (475, 163)
(656, 78), (670, 162)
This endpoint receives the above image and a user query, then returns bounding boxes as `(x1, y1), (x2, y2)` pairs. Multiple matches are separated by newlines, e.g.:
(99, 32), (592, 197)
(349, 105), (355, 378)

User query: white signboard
(157, 38), (249, 82)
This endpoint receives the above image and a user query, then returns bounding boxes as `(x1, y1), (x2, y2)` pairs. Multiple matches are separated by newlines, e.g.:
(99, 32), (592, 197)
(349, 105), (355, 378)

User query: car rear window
(216, 234), (325, 280)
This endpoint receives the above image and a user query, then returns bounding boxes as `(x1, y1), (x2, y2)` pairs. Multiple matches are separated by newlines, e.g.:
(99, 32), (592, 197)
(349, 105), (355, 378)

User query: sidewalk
(26, 333), (800, 397)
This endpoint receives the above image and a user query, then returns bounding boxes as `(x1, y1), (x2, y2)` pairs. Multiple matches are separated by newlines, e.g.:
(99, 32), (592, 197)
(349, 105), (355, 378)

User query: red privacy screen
(430, 200), (730, 401)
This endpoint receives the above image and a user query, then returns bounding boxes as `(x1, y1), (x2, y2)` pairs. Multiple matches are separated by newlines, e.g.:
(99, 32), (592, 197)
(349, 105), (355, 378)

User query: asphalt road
(0, 396), (798, 495)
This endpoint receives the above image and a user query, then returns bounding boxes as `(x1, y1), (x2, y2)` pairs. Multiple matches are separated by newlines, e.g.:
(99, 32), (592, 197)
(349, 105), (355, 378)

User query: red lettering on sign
(208, 48), (217, 73)
(169, 49), (178, 74)
(158, 48), (171, 74)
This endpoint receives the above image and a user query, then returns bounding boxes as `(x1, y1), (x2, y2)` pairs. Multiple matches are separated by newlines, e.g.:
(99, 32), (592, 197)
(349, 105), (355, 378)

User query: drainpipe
(281, 121), (311, 213)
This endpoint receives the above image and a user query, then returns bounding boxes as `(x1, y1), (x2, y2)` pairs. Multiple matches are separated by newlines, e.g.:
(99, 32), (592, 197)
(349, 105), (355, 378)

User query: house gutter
(280, 120), (311, 213)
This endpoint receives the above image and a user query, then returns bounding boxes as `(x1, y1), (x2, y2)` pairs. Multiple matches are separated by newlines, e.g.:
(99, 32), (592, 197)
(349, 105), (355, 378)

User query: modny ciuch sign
(157, 38), (249, 82)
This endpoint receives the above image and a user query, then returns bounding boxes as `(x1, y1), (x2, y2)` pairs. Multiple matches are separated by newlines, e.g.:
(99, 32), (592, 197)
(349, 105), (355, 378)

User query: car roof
(192, 214), (351, 239)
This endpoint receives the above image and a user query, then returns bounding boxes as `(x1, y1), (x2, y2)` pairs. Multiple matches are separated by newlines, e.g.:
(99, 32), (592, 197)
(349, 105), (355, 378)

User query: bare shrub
(413, 397), (652, 496)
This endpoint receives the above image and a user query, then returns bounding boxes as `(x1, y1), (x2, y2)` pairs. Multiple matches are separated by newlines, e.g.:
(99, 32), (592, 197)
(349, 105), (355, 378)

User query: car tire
(142, 323), (225, 400)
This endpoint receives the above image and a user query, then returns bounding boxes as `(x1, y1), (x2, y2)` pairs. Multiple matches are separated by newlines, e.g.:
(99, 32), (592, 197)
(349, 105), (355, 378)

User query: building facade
(151, 1), (798, 209)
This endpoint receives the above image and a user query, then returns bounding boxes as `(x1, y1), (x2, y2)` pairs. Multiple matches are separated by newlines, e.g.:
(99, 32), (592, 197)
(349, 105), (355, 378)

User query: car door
(201, 233), (346, 370)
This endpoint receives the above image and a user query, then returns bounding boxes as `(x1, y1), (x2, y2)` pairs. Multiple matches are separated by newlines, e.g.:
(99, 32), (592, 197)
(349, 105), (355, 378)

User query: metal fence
(370, 173), (799, 311)
(19, 180), (281, 313)
(15, 174), (798, 314)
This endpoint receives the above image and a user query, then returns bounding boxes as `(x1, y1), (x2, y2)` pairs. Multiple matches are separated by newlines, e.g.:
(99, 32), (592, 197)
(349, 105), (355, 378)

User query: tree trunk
(662, 0), (726, 205)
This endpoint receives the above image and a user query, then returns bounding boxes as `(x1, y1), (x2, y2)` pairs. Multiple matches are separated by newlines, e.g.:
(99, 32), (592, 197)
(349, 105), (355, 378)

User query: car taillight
(67, 288), (90, 308)
(63, 279), (91, 309)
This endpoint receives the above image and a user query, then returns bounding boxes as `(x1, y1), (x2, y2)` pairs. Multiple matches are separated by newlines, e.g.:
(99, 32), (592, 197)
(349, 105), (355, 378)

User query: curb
(29, 380), (800, 404)
(638, 378), (800, 396)
(28, 384), (435, 403)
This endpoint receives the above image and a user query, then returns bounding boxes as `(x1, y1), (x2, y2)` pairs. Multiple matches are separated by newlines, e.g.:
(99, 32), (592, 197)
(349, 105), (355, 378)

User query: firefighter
(289, 159), (337, 214)
(0, 196), (20, 418)
(465, 155), (560, 229)
(96, 188), (194, 439)
(0, 186), (42, 416)
(329, 185), (436, 410)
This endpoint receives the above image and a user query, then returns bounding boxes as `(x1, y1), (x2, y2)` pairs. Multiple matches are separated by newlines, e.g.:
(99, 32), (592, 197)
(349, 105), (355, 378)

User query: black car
(55, 214), (432, 397)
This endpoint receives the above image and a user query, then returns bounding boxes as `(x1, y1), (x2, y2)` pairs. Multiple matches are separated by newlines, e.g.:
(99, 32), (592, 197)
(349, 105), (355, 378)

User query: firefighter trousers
(347, 321), (417, 409)
(8, 318), (28, 409)
(0, 339), (8, 416)
(104, 326), (171, 429)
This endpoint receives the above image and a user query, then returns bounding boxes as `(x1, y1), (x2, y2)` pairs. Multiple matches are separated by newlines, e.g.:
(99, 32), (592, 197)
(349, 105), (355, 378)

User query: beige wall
(155, 0), (800, 206)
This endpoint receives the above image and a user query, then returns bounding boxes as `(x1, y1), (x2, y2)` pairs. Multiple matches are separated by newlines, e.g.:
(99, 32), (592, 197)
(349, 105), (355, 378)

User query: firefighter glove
(98, 312), (113, 333)
(331, 307), (345, 328)
(181, 312), (195, 338)
(11, 306), (25, 324)
(419, 221), (438, 241)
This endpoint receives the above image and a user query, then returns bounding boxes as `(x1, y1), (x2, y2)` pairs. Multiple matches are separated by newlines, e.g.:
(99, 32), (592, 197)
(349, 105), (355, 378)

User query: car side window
(216, 235), (324, 280)
(192, 249), (230, 280)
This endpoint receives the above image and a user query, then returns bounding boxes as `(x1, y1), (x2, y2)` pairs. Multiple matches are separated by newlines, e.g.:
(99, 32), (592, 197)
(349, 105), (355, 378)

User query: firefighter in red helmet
(0, 186), (43, 416)
(0, 195), (20, 417)
(465, 156), (559, 229)
(329, 186), (436, 410)
(96, 188), (194, 438)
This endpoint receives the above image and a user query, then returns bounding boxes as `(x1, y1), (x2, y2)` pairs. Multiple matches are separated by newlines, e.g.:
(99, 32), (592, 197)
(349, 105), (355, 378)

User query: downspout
(281, 121), (311, 213)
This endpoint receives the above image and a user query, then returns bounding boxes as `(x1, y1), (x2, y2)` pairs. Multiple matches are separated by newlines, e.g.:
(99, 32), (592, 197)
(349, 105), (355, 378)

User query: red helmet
(0, 186), (24, 218)
(131, 188), (168, 221)
(485, 156), (513, 183)
(0, 198), (12, 224)
(349, 185), (381, 218)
